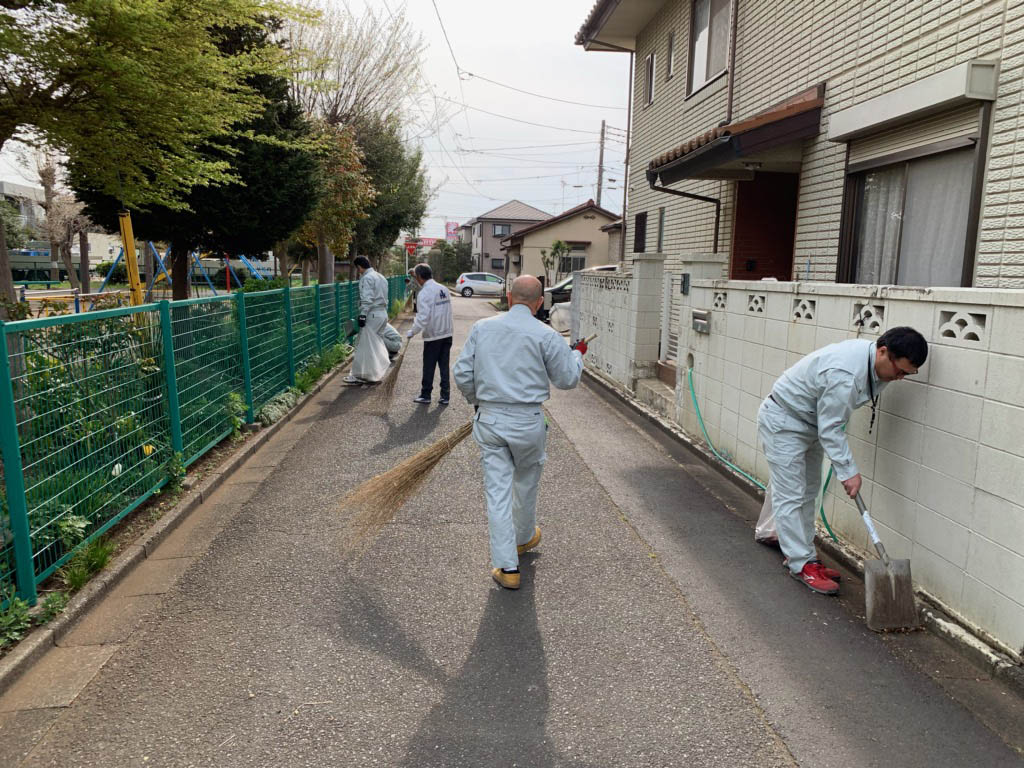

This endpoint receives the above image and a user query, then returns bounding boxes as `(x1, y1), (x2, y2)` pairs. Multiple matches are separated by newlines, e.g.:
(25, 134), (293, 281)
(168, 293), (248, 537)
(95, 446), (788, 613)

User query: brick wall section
(627, 0), (1023, 288)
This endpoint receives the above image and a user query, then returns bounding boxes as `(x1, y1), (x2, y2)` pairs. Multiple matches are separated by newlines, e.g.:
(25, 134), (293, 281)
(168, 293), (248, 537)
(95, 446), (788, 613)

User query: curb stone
(579, 366), (1024, 697)
(0, 354), (354, 698)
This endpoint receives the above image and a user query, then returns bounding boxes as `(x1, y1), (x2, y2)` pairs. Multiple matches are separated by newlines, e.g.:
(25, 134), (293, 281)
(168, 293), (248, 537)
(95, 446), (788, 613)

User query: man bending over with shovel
(453, 275), (588, 590)
(757, 326), (928, 595)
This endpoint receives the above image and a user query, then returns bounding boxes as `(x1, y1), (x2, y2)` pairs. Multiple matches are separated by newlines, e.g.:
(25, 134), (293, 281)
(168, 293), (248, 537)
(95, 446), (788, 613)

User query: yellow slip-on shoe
(517, 527), (541, 555)
(491, 568), (521, 590)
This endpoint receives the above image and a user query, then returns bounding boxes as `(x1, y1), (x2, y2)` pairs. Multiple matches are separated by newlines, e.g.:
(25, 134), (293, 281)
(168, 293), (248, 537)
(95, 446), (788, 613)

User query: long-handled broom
(341, 334), (598, 553)
(371, 337), (410, 410)
(340, 420), (473, 554)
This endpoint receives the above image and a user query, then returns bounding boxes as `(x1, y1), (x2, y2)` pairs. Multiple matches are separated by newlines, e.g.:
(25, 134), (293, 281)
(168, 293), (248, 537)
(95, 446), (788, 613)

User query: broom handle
(855, 493), (891, 567)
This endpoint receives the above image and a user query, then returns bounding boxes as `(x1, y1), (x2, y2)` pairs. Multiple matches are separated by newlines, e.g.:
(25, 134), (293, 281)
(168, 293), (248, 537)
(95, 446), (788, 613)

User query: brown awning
(646, 84), (825, 185)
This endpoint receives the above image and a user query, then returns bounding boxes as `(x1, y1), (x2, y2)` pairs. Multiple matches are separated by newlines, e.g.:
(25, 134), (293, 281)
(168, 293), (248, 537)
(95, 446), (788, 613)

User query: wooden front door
(730, 172), (798, 281)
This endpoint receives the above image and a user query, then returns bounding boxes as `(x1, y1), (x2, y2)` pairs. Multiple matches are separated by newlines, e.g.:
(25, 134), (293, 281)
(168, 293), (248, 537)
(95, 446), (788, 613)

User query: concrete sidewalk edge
(580, 367), (1024, 695)
(0, 353), (355, 698)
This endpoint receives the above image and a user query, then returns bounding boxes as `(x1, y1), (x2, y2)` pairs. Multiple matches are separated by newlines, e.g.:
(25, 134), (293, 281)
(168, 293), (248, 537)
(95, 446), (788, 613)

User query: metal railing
(0, 276), (406, 605)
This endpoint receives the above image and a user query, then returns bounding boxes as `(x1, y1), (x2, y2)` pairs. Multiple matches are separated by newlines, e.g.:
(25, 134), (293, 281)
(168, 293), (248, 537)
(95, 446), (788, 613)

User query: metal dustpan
(855, 494), (919, 632)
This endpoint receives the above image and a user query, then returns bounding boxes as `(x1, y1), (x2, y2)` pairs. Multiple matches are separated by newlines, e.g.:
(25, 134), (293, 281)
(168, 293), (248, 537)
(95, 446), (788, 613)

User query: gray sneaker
(413, 396), (430, 404)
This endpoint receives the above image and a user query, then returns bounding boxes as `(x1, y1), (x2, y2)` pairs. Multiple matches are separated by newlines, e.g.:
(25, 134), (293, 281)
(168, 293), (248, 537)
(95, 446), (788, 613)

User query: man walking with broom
(406, 263), (454, 405)
(343, 256), (403, 385)
(453, 275), (589, 590)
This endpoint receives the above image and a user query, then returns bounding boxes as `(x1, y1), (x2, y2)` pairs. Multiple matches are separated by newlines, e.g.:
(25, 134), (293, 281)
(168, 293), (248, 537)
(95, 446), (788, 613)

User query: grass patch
(0, 589), (31, 650)
(59, 536), (116, 592)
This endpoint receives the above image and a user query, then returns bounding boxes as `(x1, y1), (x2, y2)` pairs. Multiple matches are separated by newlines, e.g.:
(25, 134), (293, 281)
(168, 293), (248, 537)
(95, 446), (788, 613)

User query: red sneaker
(790, 562), (840, 595)
(783, 558), (841, 582)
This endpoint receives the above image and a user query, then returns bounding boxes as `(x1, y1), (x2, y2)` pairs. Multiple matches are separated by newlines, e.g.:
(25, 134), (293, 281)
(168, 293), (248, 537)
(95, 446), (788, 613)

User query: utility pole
(597, 119), (606, 207)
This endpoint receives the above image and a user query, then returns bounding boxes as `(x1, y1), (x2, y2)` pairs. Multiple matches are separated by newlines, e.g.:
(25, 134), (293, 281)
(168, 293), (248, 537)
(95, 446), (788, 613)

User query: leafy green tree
(69, 20), (319, 299)
(349, 116), (430, 269)
(297, 123), (376, 285)
(426, 240), (474, 284)
(0, 202), (30, 250)
(0, 0), (307, 309)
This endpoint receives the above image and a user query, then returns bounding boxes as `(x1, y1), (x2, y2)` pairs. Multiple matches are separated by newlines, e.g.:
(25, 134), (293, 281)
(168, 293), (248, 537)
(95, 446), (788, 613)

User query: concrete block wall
(672, 278), (1024, 659)
(573, 255), (664, 391)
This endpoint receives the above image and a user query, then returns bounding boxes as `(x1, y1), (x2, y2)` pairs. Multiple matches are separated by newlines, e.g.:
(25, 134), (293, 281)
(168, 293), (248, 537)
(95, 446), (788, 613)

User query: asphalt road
(1, 294), (1020, 767)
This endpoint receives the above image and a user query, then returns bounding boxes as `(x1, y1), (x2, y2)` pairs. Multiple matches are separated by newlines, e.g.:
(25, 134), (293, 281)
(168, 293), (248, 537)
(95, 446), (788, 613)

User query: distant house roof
(476, 200), (552, 222)
(600, 218), (623, 232)
(499, 200), (619, 246)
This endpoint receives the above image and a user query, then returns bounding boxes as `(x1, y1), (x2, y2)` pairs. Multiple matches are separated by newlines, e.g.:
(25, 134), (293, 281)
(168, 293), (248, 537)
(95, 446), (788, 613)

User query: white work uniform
(453, 304), (584, 569)
(757, 339), (887, 573)
(351, 267), (402, 381)
(407, 279), (453, 341)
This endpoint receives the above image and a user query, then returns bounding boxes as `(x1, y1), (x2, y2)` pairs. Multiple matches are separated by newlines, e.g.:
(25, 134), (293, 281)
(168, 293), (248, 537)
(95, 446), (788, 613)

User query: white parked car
(455, 272), (505, 297)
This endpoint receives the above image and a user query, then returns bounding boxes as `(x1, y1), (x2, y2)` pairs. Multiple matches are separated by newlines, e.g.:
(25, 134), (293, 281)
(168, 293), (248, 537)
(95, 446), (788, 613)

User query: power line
(436, 97), (602, 135)
(461, 71), (628, 111)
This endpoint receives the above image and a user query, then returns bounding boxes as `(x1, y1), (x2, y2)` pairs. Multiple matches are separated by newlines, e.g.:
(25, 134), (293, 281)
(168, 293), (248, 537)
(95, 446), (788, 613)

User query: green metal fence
(0, 276), (406, 605)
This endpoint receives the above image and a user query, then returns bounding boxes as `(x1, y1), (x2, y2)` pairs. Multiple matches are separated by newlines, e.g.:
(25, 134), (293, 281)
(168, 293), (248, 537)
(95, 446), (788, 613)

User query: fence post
(347, 282), (356, 339)
(158, 301), (185, 456)
(235, 291), (255, 423)
(283, 284), (296, 386)
(0, 324), (37, 605)
(334, 282), (341, 344)
(314, 285), (322, 355)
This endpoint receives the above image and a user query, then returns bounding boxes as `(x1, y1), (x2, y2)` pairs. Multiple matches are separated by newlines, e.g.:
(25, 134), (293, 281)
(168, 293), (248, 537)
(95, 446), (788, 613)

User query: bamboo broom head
(340, 420), (473, 554)
(371, 337), (410, 411)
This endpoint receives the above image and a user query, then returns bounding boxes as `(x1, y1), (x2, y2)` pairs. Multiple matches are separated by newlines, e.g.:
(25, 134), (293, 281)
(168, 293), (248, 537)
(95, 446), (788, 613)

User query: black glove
(357, 314), (366, 328)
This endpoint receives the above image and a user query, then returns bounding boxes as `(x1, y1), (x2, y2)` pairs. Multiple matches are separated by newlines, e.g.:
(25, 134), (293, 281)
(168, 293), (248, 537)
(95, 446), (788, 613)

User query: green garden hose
(686, 367), (838, 542)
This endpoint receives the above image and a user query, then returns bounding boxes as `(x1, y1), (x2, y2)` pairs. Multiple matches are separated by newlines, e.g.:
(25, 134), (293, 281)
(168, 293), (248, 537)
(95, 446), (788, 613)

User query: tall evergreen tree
(70, 21), (320, 298)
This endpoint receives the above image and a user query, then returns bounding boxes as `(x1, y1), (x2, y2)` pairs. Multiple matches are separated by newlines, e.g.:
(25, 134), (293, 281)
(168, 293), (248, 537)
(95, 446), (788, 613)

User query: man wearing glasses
(757, 326), (928, 595)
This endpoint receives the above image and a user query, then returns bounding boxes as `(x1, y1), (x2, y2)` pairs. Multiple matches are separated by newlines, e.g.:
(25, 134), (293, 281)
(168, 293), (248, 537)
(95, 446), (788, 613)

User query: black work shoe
(439, 396), (450, 405)
(413, 396), (430, 404)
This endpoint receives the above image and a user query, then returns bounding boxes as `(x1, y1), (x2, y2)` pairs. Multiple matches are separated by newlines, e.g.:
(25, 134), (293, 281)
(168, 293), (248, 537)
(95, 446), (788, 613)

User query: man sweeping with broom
(343, 256), (403, 385)
(453, 274), (589, 590)
(406, 263), (453, 405)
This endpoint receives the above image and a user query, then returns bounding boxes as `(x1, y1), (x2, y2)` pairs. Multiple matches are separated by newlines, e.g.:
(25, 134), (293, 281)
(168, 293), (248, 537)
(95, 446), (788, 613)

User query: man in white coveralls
(343, 255), (402, 385)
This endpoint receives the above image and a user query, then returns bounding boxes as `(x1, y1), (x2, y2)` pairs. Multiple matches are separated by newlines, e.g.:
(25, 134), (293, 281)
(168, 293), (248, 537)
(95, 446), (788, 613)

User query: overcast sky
(0, 0), (632, 239)
(377, 0), (631, 237)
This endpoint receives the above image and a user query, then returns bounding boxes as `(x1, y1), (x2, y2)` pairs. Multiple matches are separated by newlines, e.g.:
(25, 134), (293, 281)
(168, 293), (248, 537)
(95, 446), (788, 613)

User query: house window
(644, 53), (656, 106)
(634, 212), (648, 253)
(846, 146), (975, 287)
(493, 223), (510, 236)
(689, 0), (729, 93)
(491, 258), (505, 270)
(657, 207), (666, 252)
(667, 32), (675, 80)
(559, 245), (587, 275)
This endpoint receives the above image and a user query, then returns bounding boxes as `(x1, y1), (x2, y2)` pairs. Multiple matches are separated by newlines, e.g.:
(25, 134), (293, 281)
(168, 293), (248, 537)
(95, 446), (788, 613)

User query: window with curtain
(559, 245), (587, 274)
(689, 0), (729, 93)
(852, 146), (974, 286)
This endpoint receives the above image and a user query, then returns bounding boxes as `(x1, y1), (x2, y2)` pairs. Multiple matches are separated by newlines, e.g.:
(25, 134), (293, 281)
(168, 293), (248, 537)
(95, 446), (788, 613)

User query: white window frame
(644, 52), (656, 106)
(666, 32), (675, 80)
(688, 0), (730, 95)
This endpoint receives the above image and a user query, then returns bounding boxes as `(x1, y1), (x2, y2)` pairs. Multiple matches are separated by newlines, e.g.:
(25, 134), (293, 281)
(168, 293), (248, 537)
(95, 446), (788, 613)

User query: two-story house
(499, 199), (620, 282)
(468, 200), (551, 275)
(574, 1), (1024, 664)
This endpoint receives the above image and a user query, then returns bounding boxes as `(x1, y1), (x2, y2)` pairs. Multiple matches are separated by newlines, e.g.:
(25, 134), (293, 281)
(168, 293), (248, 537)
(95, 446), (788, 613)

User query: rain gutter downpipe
(647, 173), (721, 254)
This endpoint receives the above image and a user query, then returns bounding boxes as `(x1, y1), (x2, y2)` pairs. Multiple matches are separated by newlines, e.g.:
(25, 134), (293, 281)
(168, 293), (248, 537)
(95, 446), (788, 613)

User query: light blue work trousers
(472, 403), (547, 570)
(757, 397), (825, 574)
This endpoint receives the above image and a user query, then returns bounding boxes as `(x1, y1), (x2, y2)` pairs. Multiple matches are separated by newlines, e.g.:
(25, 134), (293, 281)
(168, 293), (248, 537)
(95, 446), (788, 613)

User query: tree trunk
(79, 231), (90, 293)
(0, 212), (15, 313)
(172, 250), (190, 301)
(301, 259), (310, 286)
(273, 241), (284, 278)
(50, 237), (60, 282)
(316, 237), (333, 285)
(61, 240), (80, 290)
(144, 240), (155, 295)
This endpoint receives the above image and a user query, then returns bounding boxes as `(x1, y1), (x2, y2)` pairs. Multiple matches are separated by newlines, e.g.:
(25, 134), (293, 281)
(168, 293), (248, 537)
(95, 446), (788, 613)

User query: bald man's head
(509, 275), (543, 307)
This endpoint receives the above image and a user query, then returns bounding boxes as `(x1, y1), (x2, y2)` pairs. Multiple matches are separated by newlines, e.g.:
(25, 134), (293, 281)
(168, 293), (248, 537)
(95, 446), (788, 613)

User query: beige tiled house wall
(628, 0), (1024, 287)
(673, 280), (1024, 657)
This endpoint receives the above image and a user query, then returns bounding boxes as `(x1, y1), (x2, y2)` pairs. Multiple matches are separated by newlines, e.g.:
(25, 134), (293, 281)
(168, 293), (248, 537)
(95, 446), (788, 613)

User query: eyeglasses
(887, 352), (918, 378)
